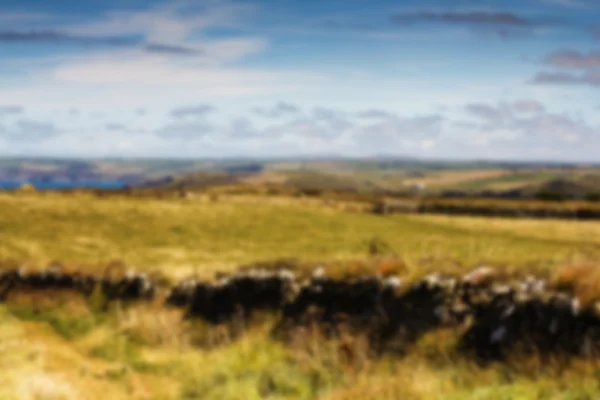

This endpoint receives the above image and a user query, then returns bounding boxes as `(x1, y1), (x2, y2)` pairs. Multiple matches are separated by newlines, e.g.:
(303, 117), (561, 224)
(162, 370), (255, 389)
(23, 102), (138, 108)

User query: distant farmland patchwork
(3, 158), (600, 200)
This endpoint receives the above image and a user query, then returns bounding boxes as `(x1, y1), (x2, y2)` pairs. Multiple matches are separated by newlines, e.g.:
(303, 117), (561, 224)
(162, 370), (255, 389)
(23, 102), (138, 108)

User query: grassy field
(2, 192), (600, 399)
(1, 193), (599, 274)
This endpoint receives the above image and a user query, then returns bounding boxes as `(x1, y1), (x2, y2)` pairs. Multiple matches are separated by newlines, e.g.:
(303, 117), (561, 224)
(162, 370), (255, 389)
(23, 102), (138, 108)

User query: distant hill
(135, 161), (600, 201)
(2, 157), (600, 200)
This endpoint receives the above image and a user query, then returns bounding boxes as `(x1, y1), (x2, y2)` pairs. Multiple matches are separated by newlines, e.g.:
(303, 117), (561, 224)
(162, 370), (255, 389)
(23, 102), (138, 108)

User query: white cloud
(67, 2), (254, 43)
(201, 38), (268, 65)
(1, 2), (599, 161)
(512, 99), (545, 113)
(0, 105), (24, 115)
(253, 101), (300, 118)
(0, 100), (598, 161)
(171, 104), (216, 118)
(156, 121), (215, 140)
(149, 105), (446, 157)
(0, 0), (302, 114)
(0, 55), (327, 111)
(459, 101), (600, 158)
(0, 119), (60, 141)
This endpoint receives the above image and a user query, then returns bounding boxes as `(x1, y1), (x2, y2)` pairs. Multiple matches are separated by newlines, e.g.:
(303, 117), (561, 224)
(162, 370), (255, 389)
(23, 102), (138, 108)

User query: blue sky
(0, 0), (599, 161)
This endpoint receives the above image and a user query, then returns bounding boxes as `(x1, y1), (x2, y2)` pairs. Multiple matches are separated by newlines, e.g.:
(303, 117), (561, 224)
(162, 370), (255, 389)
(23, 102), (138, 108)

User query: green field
(2, 193), (600, 399)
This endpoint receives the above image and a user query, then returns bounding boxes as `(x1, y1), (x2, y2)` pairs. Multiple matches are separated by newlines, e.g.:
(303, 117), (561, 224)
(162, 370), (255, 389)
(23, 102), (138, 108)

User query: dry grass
(417, 214), (600, 244)
(3, 294), (600, 399)
(0, 306), (154, 400)
(1, 193), (599, 280)
(1, 192), (600, 398)
(116, 305), (190, 348)
(320, 362), (446, 400)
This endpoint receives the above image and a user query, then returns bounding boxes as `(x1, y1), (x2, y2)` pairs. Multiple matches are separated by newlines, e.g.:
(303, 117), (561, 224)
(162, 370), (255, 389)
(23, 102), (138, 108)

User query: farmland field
(2, 192), (600, 399)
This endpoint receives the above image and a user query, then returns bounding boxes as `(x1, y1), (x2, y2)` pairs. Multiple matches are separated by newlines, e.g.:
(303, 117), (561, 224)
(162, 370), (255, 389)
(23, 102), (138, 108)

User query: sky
(0, 0), (599, 161)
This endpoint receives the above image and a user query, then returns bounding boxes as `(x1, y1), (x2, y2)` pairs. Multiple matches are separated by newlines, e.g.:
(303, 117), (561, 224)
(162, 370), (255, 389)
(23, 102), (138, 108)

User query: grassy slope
(1, 193), (600, 399)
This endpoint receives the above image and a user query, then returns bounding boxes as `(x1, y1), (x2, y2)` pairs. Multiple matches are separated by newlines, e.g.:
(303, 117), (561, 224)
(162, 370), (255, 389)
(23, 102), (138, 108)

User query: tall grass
(0, 193), (599, 278)
(1, 192), (600, 399)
